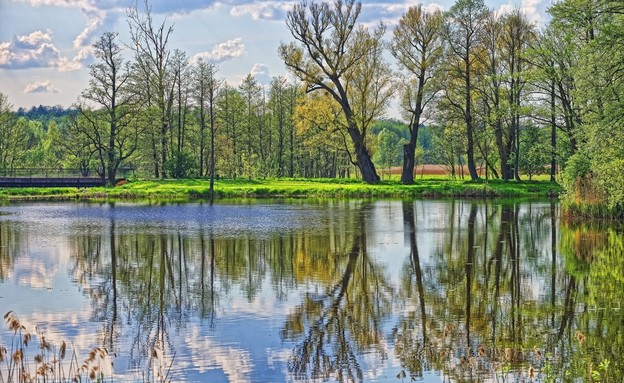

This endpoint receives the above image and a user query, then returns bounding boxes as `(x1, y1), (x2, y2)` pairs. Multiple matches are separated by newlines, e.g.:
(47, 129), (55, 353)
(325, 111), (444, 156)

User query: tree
(60, 114), (98, 176)
(442, 0), (490, 181)
(76, 32), (140, 186)
(171, 49), (190, 155)
(239, 74), (263, 175)
(500, 10), (535, 181)
(216, 85), (246, 178)
(373, 128), (403, 178)
(552, 0), (624, 211)
(128, 0), (175, 179)
(193, 59), (221, 199)
(294, 91), (351, 178)
(391, 5), (444, 184)
(518, 125), (550, 180)
(279, 0), (390, 183)
(0, 94), (29, 173)
(268, 76), (299, 178)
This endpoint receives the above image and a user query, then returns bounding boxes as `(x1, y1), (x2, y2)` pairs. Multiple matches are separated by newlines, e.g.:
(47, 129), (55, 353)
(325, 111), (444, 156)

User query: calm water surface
(0, 199), (622, 382)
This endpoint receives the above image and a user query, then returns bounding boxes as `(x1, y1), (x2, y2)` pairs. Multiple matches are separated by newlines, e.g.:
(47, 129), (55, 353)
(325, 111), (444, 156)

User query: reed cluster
(1, 311), (111, 383)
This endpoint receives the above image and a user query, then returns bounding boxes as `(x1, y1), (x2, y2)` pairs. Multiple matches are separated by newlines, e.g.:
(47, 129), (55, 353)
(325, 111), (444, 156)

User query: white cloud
(230, 2), (292, 21)
(496, 0), (543, 26)
(192, 38), (246, 63)
(520, 0), (544, 24)
(250, 63), (271, 84)
(14, 0), (117, 66)
(72, 8), (107, 49)
(359, 2), (445, 28)
(0, 31), (64, 70)
(0, 42), (11, 66)
(24, 80), (61, 94)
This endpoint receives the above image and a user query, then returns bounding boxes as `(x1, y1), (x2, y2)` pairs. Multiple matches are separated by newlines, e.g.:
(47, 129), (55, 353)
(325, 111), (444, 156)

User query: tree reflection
(281, 202), (394, 382)
(392, 201), (429, 378)
(4, 200), (623, 382)
(394, 201), (566, 381)
(0, 220), (27, 281)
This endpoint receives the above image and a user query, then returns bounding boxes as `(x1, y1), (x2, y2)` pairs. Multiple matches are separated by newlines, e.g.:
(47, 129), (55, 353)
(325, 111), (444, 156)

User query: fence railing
(0, 167), (135, 179)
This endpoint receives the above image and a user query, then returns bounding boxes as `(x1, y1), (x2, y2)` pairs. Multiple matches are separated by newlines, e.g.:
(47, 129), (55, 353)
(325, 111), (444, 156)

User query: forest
(0, 0), (622, 216)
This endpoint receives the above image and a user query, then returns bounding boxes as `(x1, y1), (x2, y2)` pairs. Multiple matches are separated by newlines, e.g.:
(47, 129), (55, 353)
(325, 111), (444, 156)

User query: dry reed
(0, 311), (113, 383)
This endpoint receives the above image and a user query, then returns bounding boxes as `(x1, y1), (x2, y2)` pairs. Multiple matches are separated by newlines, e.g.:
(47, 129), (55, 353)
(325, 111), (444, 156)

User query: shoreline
(0, 178), (562, 202)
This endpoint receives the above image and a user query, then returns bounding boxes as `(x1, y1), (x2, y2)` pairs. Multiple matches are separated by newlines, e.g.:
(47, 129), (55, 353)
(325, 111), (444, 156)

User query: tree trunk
(161, 122), (167, 179)
(465, 56), (479, 181)
(550, 81), (557, 182)
(400, 142), (416, 184)
(348, 125), (379, 184)
(467, 124), (479, 180)
(209, 93), (216, 205)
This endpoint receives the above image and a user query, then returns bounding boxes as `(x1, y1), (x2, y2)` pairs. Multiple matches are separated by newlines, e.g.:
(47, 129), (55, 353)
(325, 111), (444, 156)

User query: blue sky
(0, 0), (550, 111)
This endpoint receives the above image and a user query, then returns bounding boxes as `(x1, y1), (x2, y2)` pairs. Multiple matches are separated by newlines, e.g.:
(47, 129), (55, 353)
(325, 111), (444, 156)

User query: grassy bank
(0, 177), (561, 201)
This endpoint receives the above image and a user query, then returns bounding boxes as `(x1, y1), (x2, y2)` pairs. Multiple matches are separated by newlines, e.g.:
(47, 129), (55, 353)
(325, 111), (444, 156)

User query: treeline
(0, 0), (622, 214)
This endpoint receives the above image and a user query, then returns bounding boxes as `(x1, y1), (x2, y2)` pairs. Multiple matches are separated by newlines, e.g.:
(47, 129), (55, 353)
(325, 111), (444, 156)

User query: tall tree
(294, 91), (350, 178)
(171, 49), (190, 155)
(553, 0), (624, 210)
(0, 94), (29, 173)
(442, 0), (490, 181)
(128, 0), (175, 179)
(500, 10), (535, 180)
(279, 0), (388, 183)
(391, 5), (444, 184)
(216, 85), (246, 178)
(268, 76), (299, 178)
(193, 59), (221, 199)
(76, 32), (139, 185)
(239, 74), (263, 172)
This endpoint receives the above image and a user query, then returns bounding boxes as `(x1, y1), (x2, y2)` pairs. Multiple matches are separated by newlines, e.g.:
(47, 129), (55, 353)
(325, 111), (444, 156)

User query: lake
(0, 199), (622, 382)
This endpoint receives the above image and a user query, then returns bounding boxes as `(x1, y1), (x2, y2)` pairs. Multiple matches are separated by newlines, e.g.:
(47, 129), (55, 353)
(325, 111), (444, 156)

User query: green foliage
(561, 152), (591, 193)
(518, 126), (550, 180)
(165, 150), (197, 179)
(371, 119), (410, 140)
(373, 128), (404, 171)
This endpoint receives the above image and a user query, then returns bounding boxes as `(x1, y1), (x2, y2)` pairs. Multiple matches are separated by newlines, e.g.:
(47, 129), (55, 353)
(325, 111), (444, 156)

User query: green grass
(0, 177), (562, 201)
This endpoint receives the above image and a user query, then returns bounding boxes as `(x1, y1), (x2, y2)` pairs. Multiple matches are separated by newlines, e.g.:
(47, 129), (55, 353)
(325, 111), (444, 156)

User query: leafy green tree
(239, 74), (264, 176)
(193, 58), (221, 200)
(549, 0), (624, 213)
(128, 0), (175, 178)
(76, 32), (140, 185)
(279, 0), (390, 184)
(58, 114), (97, 175)
(0, 93), (29, 174)
(216, 85), (246, 178)
(267, 77), (299, 178)
(518, 125), (549, 180)
(442, 0), (490, 181)
(391, 5), (444, 184)
(373, 128), (403, 178)
(294, 91), (351, 178)
(430, 123), (466, 179)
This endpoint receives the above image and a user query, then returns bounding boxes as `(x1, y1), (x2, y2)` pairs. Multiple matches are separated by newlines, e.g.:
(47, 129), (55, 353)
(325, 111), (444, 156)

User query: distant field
(381, 165), (554, 181)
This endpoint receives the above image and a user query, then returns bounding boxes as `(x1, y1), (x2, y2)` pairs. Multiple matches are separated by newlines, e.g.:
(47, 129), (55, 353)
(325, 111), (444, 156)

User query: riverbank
(0, 177), (561, 201)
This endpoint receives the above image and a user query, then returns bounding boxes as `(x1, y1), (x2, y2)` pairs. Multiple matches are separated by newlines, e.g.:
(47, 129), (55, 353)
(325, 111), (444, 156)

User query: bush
(165, 150), (197, 179)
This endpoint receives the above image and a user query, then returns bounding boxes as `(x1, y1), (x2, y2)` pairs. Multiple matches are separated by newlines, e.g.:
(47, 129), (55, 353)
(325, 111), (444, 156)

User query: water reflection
(0, 200), (623, 382)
